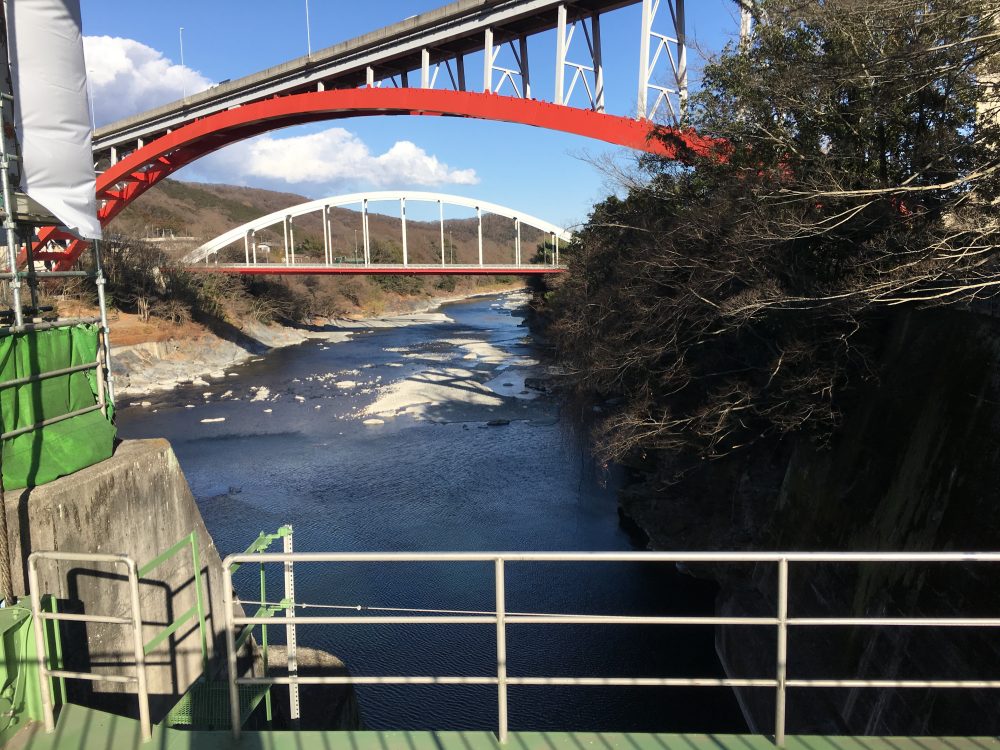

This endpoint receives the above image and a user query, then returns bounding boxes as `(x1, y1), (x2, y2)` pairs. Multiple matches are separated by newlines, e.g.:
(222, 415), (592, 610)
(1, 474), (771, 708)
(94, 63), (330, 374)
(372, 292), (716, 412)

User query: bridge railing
(221, 550), (1000, 745)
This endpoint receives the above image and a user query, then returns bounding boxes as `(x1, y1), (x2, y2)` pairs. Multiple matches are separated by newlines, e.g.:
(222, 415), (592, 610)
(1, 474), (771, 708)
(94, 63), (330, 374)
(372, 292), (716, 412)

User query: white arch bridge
(182, 191), (572, 275)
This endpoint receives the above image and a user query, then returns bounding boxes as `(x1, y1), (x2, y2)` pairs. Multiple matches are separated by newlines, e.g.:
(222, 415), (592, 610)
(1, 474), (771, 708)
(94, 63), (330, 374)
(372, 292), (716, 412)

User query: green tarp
(0, 324), (116, 490)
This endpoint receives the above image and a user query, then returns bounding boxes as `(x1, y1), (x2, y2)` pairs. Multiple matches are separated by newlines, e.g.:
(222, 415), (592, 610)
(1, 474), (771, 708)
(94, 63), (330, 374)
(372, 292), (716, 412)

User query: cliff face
(620, 307), (1000, 734)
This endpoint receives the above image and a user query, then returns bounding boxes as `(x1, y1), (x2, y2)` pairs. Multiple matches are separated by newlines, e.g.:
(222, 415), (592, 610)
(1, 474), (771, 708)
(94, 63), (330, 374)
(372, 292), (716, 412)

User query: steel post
(484, 28), (494, 93)
(555, 5), (567, 105)
(289, 217), (296, 264)
(363, 199), (371, 264)
(676, 0), (687, 114)
(322, 206), (331, 264)
(775, 558), (789, 747)
(126, 559), (152, 741)
(244, 231), (251, 264)
(592, 13), (605, 112)
(284, 528), (300, 726)
(456, 55), (467, 91)
(515, 219), (521, 265)
(439, 201), (446, 265)
(519, 36), (531, 98)
(401, 198), (408, 266)
(495, 558), (508, 744)
(637, 0), (652, 119)
(0, 95), (22, 325)
(93, 240), (115, 402)
(224, 561), (241, 739)
(422, 49), (431, 88)
(27, 558), (55, 732)
(283, 215), (290, 265)
(477, 207), (483, 266)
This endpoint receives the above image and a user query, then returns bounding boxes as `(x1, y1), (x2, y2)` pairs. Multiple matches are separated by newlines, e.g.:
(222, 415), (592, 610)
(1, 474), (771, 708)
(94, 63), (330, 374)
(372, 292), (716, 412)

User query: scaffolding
(0, 6), (115, 605)
(0, 6), (113, 402)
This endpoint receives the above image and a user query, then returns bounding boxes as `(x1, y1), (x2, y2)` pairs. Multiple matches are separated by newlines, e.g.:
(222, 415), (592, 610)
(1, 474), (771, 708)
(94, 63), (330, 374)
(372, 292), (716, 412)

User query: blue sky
(79, 1), (743, 228)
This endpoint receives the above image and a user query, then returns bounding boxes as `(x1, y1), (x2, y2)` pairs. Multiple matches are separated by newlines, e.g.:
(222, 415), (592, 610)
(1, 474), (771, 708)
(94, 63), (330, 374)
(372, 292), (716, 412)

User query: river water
(117, 292), (745, 733)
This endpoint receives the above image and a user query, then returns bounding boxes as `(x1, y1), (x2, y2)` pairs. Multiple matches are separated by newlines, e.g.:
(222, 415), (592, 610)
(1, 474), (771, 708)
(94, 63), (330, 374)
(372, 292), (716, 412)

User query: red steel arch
(35, 88), (714, 269)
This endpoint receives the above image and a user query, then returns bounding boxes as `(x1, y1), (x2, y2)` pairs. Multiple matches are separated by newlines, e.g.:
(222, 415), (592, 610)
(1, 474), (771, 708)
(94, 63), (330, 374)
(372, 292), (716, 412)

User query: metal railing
(27, 551), (151, 740)
(228, 525), (295, 726)
(27, 532), (212, 743)
(221, 550), (1000, 745)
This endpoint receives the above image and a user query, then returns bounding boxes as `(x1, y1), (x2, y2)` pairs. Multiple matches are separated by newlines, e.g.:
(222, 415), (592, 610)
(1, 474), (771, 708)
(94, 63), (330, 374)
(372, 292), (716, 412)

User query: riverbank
(111, 287), (525, 397)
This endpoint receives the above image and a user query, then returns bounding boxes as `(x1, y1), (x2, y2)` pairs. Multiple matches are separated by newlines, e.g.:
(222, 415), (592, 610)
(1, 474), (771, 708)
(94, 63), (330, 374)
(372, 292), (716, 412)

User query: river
(117, 292), (745, 733)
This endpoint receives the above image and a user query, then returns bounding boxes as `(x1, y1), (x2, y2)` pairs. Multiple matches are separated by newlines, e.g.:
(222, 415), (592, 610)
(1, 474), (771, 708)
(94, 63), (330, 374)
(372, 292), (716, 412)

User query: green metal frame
(163, 525), (293, 730)
(137, 530), (209, 673)
(229, 525), (293, 724)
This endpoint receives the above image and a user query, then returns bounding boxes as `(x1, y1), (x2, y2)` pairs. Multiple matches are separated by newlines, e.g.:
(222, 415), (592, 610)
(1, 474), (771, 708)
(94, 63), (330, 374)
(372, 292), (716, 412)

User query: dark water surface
(118, 294), (745, 733)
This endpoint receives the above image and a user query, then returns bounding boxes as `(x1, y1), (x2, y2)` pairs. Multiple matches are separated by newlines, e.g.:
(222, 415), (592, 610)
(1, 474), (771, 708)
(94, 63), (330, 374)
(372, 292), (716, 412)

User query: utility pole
(305, 0), (312, 56)
(179, 27), (186, 97)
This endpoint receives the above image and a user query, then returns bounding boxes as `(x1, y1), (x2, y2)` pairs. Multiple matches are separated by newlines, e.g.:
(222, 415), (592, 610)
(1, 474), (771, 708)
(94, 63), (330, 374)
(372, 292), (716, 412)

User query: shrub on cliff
(552, 0), (1000, 466)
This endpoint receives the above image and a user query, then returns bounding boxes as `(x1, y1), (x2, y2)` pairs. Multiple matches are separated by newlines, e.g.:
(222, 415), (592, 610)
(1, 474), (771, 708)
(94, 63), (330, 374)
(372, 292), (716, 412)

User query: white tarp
(7, 0), (101, 239)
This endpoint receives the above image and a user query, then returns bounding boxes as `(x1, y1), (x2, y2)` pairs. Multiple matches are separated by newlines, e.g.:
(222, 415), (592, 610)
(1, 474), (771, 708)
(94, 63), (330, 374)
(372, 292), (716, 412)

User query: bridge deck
(189, 264), (565, 275)
(11, 704), (1000, 750)
(92, 0), (641, 154)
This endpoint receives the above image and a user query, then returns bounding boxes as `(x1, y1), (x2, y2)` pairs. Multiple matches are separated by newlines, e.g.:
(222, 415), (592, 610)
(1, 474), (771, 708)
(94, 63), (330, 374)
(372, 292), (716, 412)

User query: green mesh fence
(0, 324), (116, 490)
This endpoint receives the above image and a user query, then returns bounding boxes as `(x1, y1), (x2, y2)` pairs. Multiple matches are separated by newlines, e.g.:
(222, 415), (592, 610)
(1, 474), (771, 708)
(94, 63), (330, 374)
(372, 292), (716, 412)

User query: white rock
(141, 401), (151, 407)
(294, 395), (306, 402)
(362, 418), (385, 426)
(314, 405), (322, 409)
(184, 404), (195, 409)
(335, 381), (356, 389)
(200, 417), (225, 424)
(192, 378), (209, 387)
(264, 408), (273, 414)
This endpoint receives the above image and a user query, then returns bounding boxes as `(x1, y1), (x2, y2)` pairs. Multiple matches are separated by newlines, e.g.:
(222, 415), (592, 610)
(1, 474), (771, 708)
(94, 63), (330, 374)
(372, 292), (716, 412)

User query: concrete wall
(3, 438), (236, 722)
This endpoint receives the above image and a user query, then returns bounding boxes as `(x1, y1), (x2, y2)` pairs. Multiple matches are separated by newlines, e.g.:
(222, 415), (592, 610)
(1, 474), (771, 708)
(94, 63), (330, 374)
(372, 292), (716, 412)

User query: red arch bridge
(186, 191), (572, 275)
(30, 0), (735, 272)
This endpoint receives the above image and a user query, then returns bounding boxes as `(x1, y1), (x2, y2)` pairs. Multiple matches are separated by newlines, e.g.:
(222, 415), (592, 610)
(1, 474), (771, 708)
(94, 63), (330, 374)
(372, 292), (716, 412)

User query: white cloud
(82, 36), (477, 190)
(190, 127), (479, 189)
(83, 36), (212, 125)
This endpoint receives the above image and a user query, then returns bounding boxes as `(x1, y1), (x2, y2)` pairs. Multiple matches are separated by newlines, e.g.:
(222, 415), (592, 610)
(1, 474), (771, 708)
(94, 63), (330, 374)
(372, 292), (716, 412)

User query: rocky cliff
(620, 307), (1000, 735)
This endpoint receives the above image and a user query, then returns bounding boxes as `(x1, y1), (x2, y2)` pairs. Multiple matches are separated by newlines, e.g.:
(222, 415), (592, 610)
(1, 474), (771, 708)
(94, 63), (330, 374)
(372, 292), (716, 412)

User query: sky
(78, 0), (745, 229)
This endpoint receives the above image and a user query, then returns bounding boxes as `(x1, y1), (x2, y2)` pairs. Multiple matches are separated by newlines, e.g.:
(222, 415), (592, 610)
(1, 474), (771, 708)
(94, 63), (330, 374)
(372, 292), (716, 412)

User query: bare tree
(550, 0), (1000, 466)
